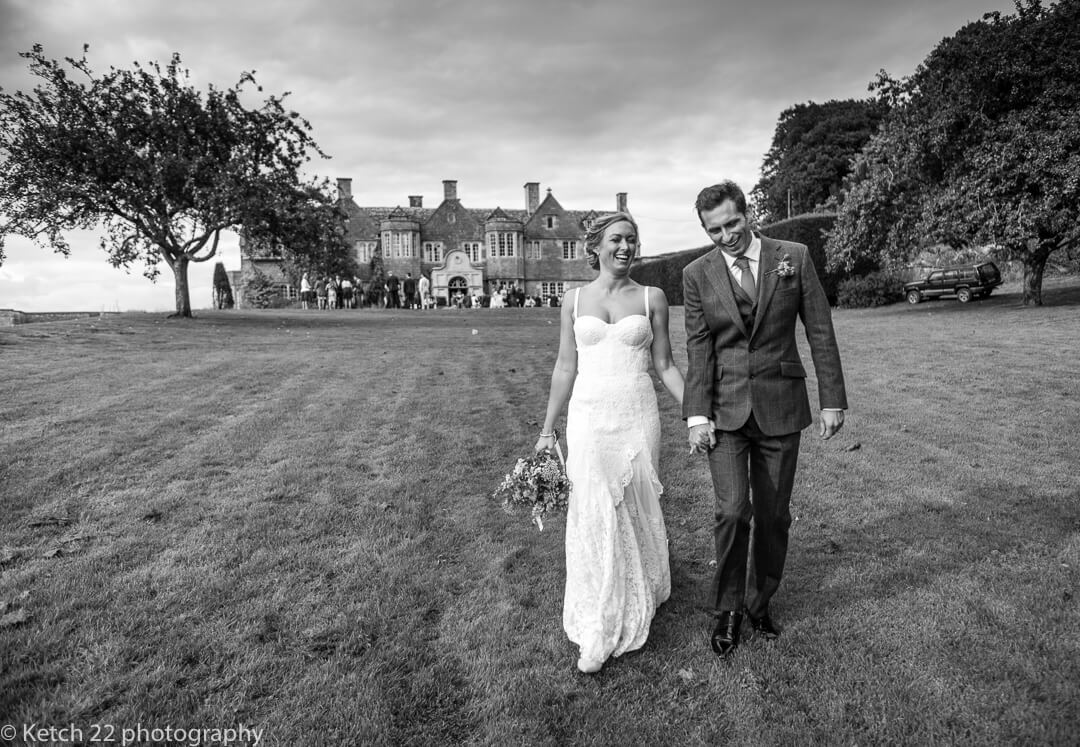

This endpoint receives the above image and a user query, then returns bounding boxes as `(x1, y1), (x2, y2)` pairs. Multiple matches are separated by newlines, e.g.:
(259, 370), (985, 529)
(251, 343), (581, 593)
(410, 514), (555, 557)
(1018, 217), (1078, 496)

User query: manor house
(240, 178), (630, 305)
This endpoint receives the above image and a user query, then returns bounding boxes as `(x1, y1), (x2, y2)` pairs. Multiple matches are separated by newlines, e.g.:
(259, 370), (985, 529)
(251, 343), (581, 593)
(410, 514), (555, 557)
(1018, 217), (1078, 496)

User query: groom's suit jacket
(682, 235), (847, 436)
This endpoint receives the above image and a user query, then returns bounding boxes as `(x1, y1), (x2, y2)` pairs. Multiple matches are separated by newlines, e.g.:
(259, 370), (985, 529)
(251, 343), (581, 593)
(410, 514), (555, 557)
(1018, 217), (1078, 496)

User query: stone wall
(1, 310), (103, 326)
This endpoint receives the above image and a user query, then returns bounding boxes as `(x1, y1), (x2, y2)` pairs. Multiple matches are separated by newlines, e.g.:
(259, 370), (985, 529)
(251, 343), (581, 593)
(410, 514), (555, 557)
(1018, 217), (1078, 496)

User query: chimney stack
(409, 195), (423, 208)
(443, 180), (458, 202)
(337, 178), (353, 199)
(524, 182), (540, 214)
(616, 192), (628, 213)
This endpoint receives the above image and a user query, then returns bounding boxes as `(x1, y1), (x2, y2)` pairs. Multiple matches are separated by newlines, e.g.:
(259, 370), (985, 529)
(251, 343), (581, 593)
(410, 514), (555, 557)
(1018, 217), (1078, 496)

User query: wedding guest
(386, 273), (401, 309)
(352, 276), (365, 307)
(327, 277), (339, 310)
(418, 274), (431, 310)
(300, 272), (312, 310)
(341, 276), (353, 308)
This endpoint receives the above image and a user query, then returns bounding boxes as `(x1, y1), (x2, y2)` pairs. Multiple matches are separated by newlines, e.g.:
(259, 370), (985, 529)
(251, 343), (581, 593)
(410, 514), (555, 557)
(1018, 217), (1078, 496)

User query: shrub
(836, 271), (906, 308)
(629, 213), (840, 306)
(630, 245), (712, 306)
(212, 262), (235, 309)
(241, 266), (282, 309)
(759, 213), (839, 305)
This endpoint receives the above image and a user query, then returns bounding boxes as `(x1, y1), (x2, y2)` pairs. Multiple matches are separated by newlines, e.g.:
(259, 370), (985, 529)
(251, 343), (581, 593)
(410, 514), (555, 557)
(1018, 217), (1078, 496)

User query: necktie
(734, 256), (756, 301)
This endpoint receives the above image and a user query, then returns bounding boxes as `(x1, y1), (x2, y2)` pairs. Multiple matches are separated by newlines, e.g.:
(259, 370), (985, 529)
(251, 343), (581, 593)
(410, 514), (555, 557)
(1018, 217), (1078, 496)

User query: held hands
(688, 424), (716, 455)
(819, 409), (844, 440)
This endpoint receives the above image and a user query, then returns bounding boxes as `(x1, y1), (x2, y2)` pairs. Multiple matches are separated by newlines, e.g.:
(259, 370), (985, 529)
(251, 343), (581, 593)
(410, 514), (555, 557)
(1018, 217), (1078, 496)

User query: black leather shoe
(748, 610), (781, 640)
(711, 611), (743, 658)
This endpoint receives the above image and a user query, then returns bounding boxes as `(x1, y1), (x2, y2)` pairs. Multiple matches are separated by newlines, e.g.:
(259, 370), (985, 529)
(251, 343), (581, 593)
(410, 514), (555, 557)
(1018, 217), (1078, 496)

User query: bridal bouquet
(493, 448), (571, 531)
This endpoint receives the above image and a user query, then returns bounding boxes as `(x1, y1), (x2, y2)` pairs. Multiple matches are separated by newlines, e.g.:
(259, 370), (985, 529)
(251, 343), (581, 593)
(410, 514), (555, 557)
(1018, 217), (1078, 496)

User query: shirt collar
(719, 233), (761, 270)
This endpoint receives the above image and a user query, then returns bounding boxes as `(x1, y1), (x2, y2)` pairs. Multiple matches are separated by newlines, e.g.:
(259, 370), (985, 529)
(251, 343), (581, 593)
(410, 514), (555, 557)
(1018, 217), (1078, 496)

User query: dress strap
(643, 286), (650, 319)
(572, 287), (580, 320)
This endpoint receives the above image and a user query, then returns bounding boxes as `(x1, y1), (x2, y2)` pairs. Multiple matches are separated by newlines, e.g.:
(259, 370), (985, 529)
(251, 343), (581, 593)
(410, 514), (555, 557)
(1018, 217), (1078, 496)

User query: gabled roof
(340, 192), (607, 241)
(343, 204), (435, 240)
(485, 206), (519, 222)
(524, 192), (591, 238)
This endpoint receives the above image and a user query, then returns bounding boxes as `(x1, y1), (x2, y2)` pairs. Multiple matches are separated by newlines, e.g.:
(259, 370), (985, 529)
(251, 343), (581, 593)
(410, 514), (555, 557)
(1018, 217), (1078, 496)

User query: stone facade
(240, 178), (631, 305)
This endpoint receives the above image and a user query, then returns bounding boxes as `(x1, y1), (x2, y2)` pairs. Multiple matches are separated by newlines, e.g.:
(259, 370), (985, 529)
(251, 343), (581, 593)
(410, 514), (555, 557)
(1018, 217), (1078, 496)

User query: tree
(366, 250), (386, 307)
(828, 0), (1080, 305)
(0, 45), (332, 316)
(752, 99), (888, 225)
(242, 183), (358, 290)
(240, 265), (281, 309)
(212, 261), (234, 309)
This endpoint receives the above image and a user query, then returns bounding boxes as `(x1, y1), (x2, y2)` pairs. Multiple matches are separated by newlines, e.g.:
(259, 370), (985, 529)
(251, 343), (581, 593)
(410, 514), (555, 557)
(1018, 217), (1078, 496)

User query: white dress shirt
(722, 235), (761, 290)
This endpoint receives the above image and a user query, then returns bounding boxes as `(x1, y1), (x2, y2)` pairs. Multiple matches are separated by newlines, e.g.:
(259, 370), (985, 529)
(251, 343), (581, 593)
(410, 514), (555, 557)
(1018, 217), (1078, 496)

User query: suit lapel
(751, 236), (780, 339)
(703, 248), (749, 339)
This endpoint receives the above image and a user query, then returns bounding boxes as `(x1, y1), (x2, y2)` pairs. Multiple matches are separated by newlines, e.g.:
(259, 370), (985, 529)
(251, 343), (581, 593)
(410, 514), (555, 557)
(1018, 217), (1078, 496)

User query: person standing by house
(352, 275), (365, 308)
(385, 272), (401, 309)
(316, 278), (328, 310)
(403, 273), (417, 309)
(683, 179), (847, 659)
(341, 275), (353, 309)
(327, 276), (339, 310)
(300, 272), (312, 310)
(418, 273), (431, 310)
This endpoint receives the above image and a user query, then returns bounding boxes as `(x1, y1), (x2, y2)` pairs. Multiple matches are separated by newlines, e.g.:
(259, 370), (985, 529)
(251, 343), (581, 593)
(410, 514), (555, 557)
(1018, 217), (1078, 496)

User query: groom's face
(700, 200), (750, 257)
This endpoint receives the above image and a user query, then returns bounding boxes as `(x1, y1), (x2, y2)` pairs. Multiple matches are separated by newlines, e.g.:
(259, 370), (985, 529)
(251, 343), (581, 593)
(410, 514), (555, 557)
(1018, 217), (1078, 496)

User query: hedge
(836, 271), (906, 308)
(630, 213), (839, 306)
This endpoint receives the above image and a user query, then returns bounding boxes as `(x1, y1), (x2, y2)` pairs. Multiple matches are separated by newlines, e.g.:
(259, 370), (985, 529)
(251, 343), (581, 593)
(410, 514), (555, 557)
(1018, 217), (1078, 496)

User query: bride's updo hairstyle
(583, 212), (640, 270)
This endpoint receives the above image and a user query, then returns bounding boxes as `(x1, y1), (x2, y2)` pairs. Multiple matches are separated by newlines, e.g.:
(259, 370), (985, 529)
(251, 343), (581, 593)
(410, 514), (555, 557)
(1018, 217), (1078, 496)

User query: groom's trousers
(706, 412), (801, 618)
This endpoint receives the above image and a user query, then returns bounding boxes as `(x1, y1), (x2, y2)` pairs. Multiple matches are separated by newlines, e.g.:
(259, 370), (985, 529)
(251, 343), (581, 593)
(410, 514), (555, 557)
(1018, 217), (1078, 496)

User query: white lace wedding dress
(563, 289), (671, 665)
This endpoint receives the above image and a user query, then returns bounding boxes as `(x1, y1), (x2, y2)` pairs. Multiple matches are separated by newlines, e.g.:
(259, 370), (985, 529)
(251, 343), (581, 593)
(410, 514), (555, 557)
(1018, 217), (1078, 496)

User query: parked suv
(904, 261), (1002, 304)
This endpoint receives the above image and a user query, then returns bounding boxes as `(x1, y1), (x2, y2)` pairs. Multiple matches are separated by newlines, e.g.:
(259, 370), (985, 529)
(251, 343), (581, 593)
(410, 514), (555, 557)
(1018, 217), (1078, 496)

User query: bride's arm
(648, 287), (685, 407)
(535, 295), (578, 452)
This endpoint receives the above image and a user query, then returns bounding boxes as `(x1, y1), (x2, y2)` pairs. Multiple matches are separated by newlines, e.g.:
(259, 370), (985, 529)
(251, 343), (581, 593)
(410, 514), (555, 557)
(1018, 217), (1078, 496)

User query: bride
(535, 212), (685, 673)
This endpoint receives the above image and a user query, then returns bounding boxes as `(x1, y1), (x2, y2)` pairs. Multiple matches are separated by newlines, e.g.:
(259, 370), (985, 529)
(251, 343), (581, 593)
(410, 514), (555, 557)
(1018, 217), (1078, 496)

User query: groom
(682, 180), (847, 658)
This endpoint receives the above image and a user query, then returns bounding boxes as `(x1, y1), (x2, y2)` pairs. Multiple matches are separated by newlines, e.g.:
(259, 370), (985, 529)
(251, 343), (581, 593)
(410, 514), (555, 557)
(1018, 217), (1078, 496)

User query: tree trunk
(1020, 241), (1053, 307)
(170, 255), (193, 318)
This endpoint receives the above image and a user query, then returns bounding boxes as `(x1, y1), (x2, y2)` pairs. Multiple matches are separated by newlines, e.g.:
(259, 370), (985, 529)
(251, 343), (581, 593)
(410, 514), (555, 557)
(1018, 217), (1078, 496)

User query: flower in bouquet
(493, 450), (571, 531)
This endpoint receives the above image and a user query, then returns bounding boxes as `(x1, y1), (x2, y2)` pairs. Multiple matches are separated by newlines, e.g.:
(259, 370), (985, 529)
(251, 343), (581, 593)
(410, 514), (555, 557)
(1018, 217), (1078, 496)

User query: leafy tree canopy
(242, 183), (358, 285)
(0, 44), (342, 316)
(752, 99), (888, 225)
(827, 0), (1080, 304)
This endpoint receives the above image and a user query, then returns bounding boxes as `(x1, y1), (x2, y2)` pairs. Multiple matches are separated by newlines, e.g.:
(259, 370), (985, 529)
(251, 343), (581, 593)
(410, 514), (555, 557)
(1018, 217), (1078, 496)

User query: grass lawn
(1, 276), (1078, 745)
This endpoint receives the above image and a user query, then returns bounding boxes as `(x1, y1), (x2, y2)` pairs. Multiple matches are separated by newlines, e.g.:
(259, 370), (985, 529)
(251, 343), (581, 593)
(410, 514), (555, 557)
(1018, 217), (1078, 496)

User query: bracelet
(539, 428), (558, 439)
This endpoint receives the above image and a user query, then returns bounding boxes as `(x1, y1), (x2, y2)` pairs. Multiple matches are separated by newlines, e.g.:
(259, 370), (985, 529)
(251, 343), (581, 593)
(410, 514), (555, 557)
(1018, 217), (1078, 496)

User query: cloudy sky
(0, 0), (1016, 312)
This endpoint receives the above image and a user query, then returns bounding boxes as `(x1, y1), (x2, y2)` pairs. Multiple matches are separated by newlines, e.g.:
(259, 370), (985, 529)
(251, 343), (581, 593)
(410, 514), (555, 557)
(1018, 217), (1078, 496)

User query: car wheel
(906, 290), (922, 304)
(957, 288), (972, 303)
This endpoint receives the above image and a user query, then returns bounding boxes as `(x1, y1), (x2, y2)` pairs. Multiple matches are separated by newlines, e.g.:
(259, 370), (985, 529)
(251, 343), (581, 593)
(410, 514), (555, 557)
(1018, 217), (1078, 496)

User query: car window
(928, 272), (943, 282)
(943, 270), (959, 280)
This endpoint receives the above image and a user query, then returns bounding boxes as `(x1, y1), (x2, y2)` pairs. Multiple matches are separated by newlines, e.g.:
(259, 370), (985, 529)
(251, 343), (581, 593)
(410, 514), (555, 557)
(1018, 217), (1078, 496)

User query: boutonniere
(766, 254), (795, 278)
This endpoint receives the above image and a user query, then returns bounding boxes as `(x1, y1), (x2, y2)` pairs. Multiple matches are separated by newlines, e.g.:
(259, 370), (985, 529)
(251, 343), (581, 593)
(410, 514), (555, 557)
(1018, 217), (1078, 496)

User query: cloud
(0, 0), (1019, 311)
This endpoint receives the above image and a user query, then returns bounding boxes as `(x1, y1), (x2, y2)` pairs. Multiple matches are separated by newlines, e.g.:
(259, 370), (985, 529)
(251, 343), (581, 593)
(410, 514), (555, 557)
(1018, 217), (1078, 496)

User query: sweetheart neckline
(574, 313), (649, 325)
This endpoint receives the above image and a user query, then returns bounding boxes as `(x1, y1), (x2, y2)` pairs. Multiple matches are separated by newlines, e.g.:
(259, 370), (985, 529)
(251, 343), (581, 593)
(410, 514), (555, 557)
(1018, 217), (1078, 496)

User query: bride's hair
(583, 212), (640, 270)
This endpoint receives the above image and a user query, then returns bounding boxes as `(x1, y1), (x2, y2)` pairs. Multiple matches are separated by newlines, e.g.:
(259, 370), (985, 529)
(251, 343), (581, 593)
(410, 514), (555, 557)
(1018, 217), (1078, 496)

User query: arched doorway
(448, 276), (468, 307)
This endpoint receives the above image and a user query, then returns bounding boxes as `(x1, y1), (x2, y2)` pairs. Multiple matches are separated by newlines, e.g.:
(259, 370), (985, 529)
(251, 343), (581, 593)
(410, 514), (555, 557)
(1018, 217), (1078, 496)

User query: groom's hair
(583, 212), (640, 270)
(694, 181), (747, 224)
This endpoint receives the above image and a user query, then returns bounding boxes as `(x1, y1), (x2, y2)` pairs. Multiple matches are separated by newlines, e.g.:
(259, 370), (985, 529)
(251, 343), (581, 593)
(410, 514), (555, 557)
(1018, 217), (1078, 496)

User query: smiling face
(700, 199), (750, 257)
(597, 220), (639, 273)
